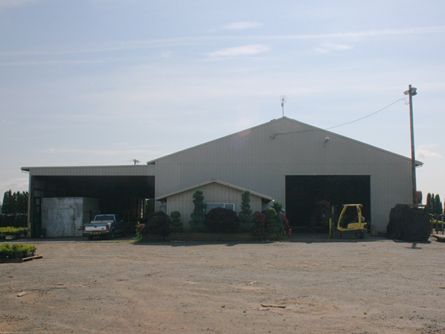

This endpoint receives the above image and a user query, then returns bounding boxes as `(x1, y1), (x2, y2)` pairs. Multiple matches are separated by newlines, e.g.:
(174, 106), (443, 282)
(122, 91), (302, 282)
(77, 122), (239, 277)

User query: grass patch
(0, 243), (36, 259)
(0, 226), (28, 236)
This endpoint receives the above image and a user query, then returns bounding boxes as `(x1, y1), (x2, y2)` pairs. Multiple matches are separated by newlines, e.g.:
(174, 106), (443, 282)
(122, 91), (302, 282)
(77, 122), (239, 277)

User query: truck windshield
(95, 215), (114, 221)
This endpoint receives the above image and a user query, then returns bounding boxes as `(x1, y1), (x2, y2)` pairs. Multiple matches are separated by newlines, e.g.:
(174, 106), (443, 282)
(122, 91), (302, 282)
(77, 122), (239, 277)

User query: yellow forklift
(329, 204), (367, 239)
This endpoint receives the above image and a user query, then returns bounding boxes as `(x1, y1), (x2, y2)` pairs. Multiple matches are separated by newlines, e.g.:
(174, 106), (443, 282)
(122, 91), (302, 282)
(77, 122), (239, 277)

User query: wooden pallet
(0, 255), (42, 263)
(432, 234), (445, 242)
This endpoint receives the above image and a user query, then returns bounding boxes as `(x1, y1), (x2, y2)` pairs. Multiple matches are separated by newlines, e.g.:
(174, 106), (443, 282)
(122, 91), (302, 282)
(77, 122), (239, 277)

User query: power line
(326, 97), (405, 130)
(271, 97), (405, 139)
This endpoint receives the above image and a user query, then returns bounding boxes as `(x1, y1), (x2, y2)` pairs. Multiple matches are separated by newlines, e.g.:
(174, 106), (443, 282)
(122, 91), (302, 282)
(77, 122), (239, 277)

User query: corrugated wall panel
(155, 118), (412, 233)
(24, 118), (412, 234)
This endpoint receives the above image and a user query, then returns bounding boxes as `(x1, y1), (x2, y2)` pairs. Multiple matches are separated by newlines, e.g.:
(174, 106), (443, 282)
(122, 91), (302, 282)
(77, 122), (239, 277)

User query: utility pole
(404, 85), (417, 206)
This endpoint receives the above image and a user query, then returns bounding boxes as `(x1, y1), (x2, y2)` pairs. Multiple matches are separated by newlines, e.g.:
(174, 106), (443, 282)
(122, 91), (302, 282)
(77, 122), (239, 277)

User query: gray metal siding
(154, 118), (412, 233)
(23, 118), (412, 234)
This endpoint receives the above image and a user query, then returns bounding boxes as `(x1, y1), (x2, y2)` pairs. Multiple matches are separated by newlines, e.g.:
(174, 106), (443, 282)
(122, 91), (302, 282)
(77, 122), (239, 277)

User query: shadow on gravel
(21, 235), (429, 248)
(390, 239), (432, 250)
(132, 234), (386, 247)
(20, 237), (134, 243)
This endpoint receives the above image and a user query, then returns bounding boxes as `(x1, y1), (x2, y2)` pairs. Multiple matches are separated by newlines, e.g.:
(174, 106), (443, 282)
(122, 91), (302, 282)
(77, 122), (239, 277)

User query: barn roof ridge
(148, 116), (420, 165)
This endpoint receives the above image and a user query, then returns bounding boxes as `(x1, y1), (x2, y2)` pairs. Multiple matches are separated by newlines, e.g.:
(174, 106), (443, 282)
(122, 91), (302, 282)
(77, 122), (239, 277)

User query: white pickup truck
(82, 214), (124, 239)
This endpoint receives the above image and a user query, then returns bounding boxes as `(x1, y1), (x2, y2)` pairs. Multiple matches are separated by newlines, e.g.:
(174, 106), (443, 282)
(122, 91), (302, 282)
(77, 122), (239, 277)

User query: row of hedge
(0, 214), (27, 228)
(137, 207), (292, 240)
(0, 243), (36, 259)
(0, 227), (28, 237)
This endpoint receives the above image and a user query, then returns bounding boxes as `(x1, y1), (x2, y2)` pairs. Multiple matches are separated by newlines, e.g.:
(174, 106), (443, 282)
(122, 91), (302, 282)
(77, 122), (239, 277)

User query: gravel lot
(1, 237), (444, 334)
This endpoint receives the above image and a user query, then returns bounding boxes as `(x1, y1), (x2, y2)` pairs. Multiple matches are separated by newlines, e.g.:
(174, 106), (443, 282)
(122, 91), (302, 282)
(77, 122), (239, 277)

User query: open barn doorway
(30, 175), (154, 237)
(285, 175), (371, 232)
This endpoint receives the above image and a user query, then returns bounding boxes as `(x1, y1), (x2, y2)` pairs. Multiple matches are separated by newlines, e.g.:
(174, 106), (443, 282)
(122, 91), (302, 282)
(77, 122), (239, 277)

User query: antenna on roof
(280, 96), (286, 118)
(132, 159), (140, 166)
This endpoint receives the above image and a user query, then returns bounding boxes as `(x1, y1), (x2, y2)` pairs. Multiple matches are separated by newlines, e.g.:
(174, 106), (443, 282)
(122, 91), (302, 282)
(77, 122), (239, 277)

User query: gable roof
(148, 116), (419, 165)
(156, 179), (273, 202)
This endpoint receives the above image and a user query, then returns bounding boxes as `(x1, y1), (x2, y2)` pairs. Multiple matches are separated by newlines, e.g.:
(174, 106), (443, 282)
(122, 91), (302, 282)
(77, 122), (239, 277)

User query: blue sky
(1, 0), (444, 201)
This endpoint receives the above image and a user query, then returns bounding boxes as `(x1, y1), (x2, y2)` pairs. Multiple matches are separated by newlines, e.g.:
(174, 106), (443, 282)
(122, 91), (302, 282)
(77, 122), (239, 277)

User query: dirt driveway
(1, 237), (444, 334)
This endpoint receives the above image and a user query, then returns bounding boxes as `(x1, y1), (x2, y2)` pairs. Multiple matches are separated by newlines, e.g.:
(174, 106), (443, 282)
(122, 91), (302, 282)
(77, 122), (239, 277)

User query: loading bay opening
(30, 175), (155, 237)
(285, 175), (371, 232)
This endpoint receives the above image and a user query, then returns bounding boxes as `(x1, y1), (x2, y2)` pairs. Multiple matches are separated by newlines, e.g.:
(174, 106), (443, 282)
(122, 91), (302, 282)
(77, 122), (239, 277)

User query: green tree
(15, 192), (28, 214)
(434, 194), (442, 215)
(431, 193), (435, 213)
(1, 190), (13, 214)
(1, 190), (29, 215)
(272, 201), (283, 214)
(170, 211), (183, 233)
(265, 208), (284, 239)
(190, 190), (206, 230)
(239, 191), (253, 232)
(239, 191), (252, 224)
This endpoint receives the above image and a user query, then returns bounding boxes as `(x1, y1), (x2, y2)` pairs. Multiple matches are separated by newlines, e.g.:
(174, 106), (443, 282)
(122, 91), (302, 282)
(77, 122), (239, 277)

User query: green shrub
(190, 190), (206, 231)
(0, 243), (36, 259)
(252, 211), (267, 238)
(170, 211), (183, 232)
(251, 209), (286, 240)
(144, 211), (170, 239)
(205, 208), (239, 233)
(271, 202), (283, 214)
(239, 220), (254, 233)
(265, 208), (285, 239)
(239, 191), (253, 232)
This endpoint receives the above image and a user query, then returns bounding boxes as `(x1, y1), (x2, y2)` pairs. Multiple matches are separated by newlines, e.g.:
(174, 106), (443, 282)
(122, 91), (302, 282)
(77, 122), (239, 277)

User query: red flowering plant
(252, 211), (267, 239)
(280, 211), (292, 237)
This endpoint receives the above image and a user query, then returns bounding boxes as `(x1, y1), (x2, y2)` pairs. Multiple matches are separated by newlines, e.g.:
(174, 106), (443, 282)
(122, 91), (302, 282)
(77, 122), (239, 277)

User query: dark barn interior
(30, 175), (155, 237)
(285, 175), (371, 232)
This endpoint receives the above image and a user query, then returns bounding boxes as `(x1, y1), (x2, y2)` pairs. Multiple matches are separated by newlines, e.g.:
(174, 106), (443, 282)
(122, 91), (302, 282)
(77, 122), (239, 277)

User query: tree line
(425, 193), (443, 215)
(1, 190), (28, 214)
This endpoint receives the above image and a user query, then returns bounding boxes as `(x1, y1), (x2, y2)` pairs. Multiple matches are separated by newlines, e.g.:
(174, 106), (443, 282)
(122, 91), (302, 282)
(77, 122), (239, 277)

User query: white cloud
(314, 43), (353, 54)
(207, 44), (269, 59)
(222, 21), (262, 31)
(1, 25), (443, 61)
(266, 25), (445, 41)
(418, 145), (443, 159)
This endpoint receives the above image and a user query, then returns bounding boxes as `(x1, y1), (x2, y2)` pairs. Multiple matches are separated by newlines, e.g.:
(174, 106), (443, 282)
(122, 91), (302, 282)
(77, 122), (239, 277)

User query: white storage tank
(41, 197), (99, 237)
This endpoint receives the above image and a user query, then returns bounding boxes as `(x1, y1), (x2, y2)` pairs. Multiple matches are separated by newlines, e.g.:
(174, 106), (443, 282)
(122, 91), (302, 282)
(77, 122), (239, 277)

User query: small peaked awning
(156, 180), (273, 202)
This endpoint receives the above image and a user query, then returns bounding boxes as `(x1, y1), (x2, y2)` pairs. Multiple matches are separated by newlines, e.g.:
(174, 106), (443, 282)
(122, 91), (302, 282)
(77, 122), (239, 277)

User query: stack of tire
(387, 204), (430, 242)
